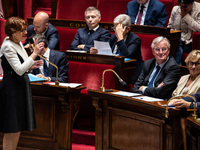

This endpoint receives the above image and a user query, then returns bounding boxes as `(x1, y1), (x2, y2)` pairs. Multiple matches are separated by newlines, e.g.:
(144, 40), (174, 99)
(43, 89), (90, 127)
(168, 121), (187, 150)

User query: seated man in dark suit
(131, 36), (180, 99)
(70, 6), (111, 52)
(125, 0), (167, 27)
(31, 35), (68, 83)
(24, 11), (60, 50)
(109, 14), (144, 85)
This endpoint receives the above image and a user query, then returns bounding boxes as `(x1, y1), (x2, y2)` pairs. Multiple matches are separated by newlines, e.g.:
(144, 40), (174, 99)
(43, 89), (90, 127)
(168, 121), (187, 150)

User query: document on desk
(133, 96), (164, 102)
(112, 91), (142, 97)
(94, 40), (113, 55)
(46, 82), (82, 88)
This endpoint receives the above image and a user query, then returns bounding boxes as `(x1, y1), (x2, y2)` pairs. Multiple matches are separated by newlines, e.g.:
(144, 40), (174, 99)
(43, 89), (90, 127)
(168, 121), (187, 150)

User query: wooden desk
(87, 89), (196, 150)
(187, 118), (200, 149)
(66, 51), (136, 91)
(0, 82), (85, 150)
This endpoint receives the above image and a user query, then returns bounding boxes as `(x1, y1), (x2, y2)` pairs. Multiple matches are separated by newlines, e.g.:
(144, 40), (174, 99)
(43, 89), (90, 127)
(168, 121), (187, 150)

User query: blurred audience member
(168, 0), (200, 65)
(126, 0), (167, 27)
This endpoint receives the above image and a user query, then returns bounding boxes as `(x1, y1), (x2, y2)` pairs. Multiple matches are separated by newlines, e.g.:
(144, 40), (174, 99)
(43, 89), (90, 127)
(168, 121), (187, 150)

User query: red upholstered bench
(136, 34), (158, 61)
(56, 27), (78, 51)
(68, 61), (115, 130)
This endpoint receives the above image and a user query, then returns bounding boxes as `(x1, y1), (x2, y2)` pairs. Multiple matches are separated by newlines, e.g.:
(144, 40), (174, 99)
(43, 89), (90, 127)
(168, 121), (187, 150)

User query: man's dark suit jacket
(24, 23), (60, 50)
(183, 91), (200, 113)
(132, 57), (180, 99)
(32, 50), (68, 83)
(70, 26), (111, 52)
(125, 0), (167, 27)
(109, 32), (144, 84)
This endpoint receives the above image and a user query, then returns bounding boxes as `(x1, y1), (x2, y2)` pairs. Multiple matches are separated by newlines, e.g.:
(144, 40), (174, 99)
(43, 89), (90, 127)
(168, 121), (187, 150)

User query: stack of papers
(46, 82), (82, 88)
(112, 91), (141, 97)
(134, 96), (164, 102)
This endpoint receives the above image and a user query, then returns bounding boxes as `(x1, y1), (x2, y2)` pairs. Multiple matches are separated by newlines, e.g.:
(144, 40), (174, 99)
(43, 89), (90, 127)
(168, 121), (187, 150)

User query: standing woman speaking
(0, 17), (43, 150)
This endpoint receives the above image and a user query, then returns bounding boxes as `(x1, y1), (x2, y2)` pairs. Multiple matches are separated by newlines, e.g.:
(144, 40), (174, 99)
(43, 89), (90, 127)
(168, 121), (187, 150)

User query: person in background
(70, 6), (111, 53)
(131, 36), (180, 99)
(172, 50), (200, 97)
(24, 11), (60, 50)
(167, 0), (200, 65)
(109, 14), (144, 85)
(125, 0), (167, 27)
(0, 17), (43, 150)
(31, 34), (68, 83)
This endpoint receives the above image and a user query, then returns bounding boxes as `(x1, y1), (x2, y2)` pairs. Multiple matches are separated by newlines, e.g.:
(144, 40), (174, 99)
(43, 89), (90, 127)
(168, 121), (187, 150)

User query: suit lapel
(145, 0), (153, 24)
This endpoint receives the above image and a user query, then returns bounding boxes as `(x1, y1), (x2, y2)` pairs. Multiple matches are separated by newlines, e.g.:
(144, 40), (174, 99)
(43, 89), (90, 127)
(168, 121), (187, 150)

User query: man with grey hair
(109, 14), (143, 85)
(24, 11), (60, 50)
(70, 6), (111, 52)
(131, 36), (180, 99)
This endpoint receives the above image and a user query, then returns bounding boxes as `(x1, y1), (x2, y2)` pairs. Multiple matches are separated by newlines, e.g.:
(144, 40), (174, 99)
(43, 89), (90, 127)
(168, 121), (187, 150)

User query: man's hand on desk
(90, 47), (98, 54)
(36, 74), (51, 81)
(77, 44), (85, 49)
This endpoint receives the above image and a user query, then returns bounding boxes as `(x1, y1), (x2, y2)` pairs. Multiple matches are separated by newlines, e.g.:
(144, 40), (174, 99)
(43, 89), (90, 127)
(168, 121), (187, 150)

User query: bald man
(24, 11), (60, 50)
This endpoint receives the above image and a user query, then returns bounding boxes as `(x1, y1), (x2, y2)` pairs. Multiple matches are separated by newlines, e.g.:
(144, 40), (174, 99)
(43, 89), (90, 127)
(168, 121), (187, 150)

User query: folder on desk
(28, 73), (47, 82)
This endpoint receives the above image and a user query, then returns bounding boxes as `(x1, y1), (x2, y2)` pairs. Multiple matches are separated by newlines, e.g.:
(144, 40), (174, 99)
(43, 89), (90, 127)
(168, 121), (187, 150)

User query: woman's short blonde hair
(185, 50), (200, 66)
(4, 17), (27, 37)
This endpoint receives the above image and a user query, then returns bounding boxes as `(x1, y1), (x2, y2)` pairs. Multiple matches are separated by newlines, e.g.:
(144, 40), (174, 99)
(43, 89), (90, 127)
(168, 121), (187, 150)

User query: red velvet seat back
(0, 19), (6, 45)
(97, 0), (130, 23)
(33, 0), (51, 17)
(136, 34), (158, 61)
(68, 61), (115, 90)
(56, 27), (77, 51)
(56, 0), (97, 20)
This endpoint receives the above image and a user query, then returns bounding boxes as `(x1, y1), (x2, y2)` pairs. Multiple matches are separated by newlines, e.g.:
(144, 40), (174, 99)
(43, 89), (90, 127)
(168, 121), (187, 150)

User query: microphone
(100, 69), (127, 92)
(30, 43), (60, 86)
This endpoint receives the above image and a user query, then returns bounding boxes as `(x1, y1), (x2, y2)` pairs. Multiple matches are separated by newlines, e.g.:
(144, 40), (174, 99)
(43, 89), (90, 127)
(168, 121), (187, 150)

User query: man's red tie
(136, 5), (145, 25)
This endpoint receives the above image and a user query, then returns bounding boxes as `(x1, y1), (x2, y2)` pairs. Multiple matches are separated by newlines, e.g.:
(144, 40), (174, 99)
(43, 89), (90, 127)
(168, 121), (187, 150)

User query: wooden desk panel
(0, 82), (85, 150)
(88, 89), (190, 150)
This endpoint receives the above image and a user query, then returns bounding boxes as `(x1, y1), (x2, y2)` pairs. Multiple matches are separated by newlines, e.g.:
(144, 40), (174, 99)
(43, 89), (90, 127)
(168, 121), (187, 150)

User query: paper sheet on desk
(94, 40), (113, 55)
(46, 82), (82, 88)
(112, 91), (142, 97)
(133, 96), (164, 102)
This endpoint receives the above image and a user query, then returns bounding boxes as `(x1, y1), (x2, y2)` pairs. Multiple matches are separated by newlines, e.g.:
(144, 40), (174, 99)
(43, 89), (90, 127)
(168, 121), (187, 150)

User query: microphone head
(120, 80), (127, 86)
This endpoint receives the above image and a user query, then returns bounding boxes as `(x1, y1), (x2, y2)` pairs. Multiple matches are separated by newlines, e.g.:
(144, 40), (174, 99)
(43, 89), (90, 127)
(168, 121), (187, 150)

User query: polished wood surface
(66, 51), (136, 91)
(0, 82), (85, 150)
(88, 89), (198, 150)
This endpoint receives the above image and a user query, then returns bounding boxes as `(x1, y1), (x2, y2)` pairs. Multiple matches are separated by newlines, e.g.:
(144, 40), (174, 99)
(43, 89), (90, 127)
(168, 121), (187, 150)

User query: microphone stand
(100, 69), (127, 92)
(31, 44), (59, 86)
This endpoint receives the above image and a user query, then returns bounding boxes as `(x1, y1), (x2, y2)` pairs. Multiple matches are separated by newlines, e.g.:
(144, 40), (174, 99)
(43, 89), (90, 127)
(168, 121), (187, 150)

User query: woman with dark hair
(0, 17), (43, 150)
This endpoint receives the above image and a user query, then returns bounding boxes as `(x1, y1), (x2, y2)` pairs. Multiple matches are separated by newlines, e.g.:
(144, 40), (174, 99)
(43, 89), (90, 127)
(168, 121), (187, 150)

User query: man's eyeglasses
(154, 47), (168, 52)
(188, 62), (200, 66)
